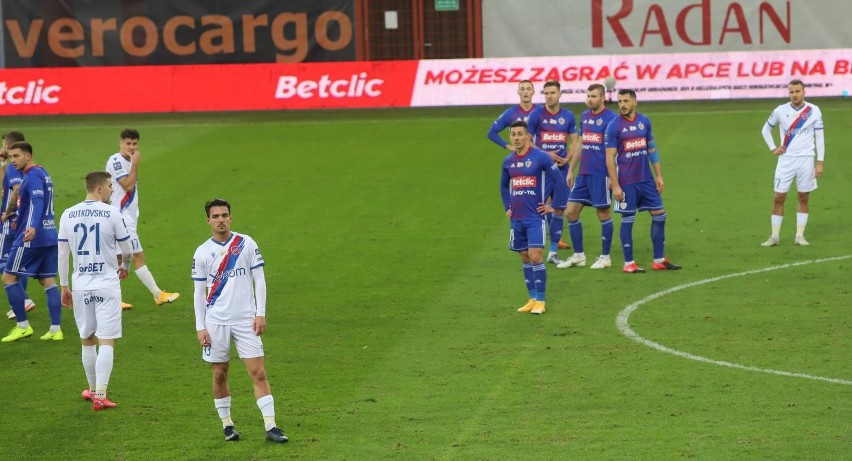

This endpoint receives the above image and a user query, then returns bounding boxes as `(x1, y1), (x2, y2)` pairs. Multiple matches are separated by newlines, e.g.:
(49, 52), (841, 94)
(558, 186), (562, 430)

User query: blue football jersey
(501, 146), (569, 221)
(604, 113), (655, 186)
(1, 165), (23, 236)
(578, 107), (618, 177)
(487, 104), (539, 149)
(13, 165), (57, 248)
(527, 106), (577, 160)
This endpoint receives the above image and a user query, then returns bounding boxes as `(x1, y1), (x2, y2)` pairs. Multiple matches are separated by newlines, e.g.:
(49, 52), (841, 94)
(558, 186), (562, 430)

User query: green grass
(1, 98), (850, 460)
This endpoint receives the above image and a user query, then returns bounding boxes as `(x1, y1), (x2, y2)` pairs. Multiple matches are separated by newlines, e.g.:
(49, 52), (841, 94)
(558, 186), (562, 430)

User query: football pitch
(1, 98), (850, 460)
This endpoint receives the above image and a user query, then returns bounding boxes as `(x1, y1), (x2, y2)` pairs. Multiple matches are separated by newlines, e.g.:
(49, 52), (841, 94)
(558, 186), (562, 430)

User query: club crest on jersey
(558, 117), (565, 125)
(638, 122), (645, 130)
(525, 160), (532, 168)
(597, 118), (603, 125)
(230, 245), (241, 256)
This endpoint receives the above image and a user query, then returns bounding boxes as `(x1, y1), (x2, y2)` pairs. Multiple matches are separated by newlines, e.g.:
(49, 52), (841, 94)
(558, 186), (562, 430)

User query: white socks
(770, 214), (783, 238)
(215, 396), (234, 428)
(95, 345), (114, 399)
(256, 395), (277, 431)
(135, 265), (162, 298)
(82, 345), (97, 390)
(796, 212), (808, 237)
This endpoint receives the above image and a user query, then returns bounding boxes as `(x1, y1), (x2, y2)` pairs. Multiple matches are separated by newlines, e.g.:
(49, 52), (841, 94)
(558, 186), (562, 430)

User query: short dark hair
(518, 79), (533, 88)
(587, 83), (605, 96)
(509, 120), (529, 132)
(543, 79), (561, 90)
(120, 128), (140, 140)
(789, 79), (805, 88)
(3, 131), (25, 143)
(85, 171), (112, 192)
(618, 89), (637, 99)
(9, 141), (32, 155)
(205, 198), (231, 217)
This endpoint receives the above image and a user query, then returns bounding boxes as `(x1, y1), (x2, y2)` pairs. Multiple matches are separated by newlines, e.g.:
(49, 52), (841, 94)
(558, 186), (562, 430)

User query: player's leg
(125, 231), (180, 305)
(72, 288), (98, 400)
(592, 206), (614, 269)
(36, 250), (64, 340)
(547, 208), (566, 264)
(235, 325), (287, 443)
(91, 288), (122, 410)
(205, 324), (238, 440)
(527, 220), (547, 314)
(2, 247), (34, 341)
(640, 184), (681, 271)
(511, 222), (536, 313)
(764, 159), (794, 246)
(793, 158), (816, 245)
(615, 184), (644, 273)
(558, 183), (587, 268)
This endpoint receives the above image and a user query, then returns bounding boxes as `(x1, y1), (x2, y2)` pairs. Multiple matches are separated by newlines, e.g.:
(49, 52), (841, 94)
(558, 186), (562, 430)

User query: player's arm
(487, 113), (512, 150)
(252, 266), (267, 336)
(117, 238), (132, 279)
(1, 184), (20, 222)
(500, 166), (511, 217)
(115, 152), (140, 191)
(815, 112), (825, 178)
(648, 140), (664, 194)
(23, 182), (43, 242)
(546, 160), (570, 209)
(606, 146), (622, 201)
(761, 110), (784, 155)
(194, 279), (210, 347)
(58, 240), (73, 307)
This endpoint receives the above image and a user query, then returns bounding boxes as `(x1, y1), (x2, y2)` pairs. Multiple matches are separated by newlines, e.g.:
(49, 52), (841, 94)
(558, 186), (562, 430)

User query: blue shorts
(509, 219), (546, 251)
(544, 164), (570, 209)
(614, 181), (664, 214)
(4, 245), (58, 279)
(0, 232), (14, 265)
(568, 174), (612, 209)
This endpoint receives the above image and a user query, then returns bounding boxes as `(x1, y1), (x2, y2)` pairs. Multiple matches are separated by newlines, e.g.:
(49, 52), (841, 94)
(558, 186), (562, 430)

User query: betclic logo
(0, 79), (61, 105)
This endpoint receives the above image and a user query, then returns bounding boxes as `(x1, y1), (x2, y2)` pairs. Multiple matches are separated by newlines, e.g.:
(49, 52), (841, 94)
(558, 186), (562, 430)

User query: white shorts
(202, 322), (264, 363)
(123, 221), (144, 254)
(774, 156), (817, 193)
(72, 288), (122, 339)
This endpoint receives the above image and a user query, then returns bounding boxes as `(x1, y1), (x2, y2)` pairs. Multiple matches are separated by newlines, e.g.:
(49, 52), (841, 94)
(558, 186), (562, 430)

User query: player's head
(509, 120), (531, 151)
(119, 128), (140, 157)
(788, 79), (805, 106)
(586, 84), (606, 111)
(1, 131), (24, 153)
(542, 80), (561, 109)
(85, 171), (114, 203)
(205, 198), (232, 237)
(517, 80), (534, 105)
(617, 89), (638, 117)
(7, 141), (33, 171)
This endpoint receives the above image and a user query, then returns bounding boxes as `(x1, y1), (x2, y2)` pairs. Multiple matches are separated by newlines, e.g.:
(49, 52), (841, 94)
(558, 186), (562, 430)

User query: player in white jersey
(105, 128), (179, 308)
(58, 171), (133, 411)
(191, 198), (288, 443)
(760, 79), (825, 247)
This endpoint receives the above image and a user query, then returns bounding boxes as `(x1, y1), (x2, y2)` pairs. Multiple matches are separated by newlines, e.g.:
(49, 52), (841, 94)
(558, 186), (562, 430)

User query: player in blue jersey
(558, 84), (619, 270)
(487, 80), (538, 150)
(527, 80), (579, 264)
(501, 121), (570, 315)
(605, 90), (681, 274)
(1, 132), (36, 319)
(1, 142), (63, 342)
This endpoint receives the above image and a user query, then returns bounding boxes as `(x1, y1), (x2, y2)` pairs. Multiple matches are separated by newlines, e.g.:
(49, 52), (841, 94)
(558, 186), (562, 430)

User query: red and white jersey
(105, 153), (139, 224)
(58, 200), (130, 290)
(765, 102), (823, 157)
(191, 232), (264, 325)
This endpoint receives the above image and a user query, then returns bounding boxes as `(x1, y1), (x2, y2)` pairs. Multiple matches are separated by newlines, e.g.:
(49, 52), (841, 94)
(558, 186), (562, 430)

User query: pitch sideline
(616, 255), (852, 385)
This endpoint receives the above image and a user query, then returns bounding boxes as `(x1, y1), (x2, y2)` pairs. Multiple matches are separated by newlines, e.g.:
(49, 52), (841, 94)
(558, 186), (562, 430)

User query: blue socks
(568, 220), (583, 253)
(549, 214), (563, 252)
(522, 264), (535, 299)
(651, 213), (667, 260)
(5, 282), (27, 321)
(620, 213), (636, 262)
(45, 284), (62, 326)
(532, 263), (546, 301)
(601, 218), (614, 256)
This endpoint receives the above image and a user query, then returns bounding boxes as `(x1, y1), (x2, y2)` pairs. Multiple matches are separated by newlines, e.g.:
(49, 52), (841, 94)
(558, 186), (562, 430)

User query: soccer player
(1, 132), (36, 319)
(487, 80), (538, 150)
(759, 79), (825, 247)
(192, 198), (288, 443)
(105, 128), (179, 308)
(558, 83), (619, 270)
(501, 121), (570, 314)
(605, 90), (681, 273)
(527, 80), (579, 264)
(58, 171), (133, 410)
(1, 142), (63, 342)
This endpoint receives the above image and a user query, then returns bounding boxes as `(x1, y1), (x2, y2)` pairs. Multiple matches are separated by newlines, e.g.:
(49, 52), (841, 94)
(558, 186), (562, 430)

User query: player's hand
(117, 268), (128, 280)
(537, 203), (555, 215)
(567, 172), (575, 189)
(772, 146), (786, 155)
(612, 185), (624, 202)
(253, 316), (266, 336)
(197, 330), (211, 347)
(655, 176), (665, 194)
(130, 149), (142, 164)
(23, 226), (35, 242)
(505, 209), (512, 219)
(815, 161), (824, 178)
(0, 211), (8, 223)
(61, 287), (73, 308)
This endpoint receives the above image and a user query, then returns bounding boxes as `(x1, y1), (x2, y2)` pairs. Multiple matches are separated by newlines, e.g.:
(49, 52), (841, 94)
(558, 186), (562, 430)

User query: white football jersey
(191, 232), (264, 325)
(105, 153), (139, 224)
(765, 102), (823, 157)
(58, 200), (130, 290)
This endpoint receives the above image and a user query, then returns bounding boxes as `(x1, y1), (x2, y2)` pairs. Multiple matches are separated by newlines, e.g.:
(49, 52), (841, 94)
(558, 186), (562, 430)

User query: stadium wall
(1, 49), (850, 115)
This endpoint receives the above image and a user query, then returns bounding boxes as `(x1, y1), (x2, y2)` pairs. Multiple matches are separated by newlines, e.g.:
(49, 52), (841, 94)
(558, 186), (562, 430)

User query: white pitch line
(616, 255), (852, 385)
